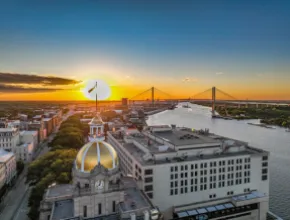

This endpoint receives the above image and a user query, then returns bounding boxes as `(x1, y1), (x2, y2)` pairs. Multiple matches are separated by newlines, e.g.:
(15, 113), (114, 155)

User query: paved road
(0, 110), (74, 220)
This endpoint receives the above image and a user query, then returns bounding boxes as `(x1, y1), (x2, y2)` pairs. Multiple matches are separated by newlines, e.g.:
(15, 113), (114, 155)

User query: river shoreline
(146, 103), (290, 219)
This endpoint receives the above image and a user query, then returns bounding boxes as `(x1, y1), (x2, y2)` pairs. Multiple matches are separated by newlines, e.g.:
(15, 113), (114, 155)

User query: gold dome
(76, 141), (118, 172)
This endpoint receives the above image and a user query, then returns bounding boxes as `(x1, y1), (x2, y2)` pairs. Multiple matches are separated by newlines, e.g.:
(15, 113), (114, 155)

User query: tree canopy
(27, 114), (85, 220)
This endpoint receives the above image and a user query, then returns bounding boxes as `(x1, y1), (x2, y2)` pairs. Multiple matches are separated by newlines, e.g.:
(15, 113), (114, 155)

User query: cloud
(0, 72), (81, 85)
(182, 77), (198, 83)
(0, 84), (62, 93)
(216, 72), (225, 75)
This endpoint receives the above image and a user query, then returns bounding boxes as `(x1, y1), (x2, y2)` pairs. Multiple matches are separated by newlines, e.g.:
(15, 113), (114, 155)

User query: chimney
(130, 213), (136, 220)
(144, 210), (149, 220)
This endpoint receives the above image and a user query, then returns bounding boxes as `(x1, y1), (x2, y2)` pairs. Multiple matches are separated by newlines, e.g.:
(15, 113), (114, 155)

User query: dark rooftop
(52, 199), (74, 220)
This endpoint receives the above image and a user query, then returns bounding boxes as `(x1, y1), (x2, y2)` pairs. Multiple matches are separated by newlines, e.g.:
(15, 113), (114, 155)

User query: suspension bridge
(129, 86), (289, 117)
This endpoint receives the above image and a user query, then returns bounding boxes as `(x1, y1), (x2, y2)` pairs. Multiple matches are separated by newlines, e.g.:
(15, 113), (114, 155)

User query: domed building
(39, 116), (158, 220)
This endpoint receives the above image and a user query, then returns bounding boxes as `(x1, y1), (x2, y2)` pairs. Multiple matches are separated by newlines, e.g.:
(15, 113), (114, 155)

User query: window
(262, 175), (268, 181)
(181, 165), (184, 171)
(175, 181), (178, 187)
(170, 167), (174, 172)
(185, 187), (188, 193)
(175, 189), (178, 194)
(85, 183), (90, 188)
(170, 189), (173, 195)
(181, 173), (184, 178)
(262, 168), (268, 174)
(191, 164), (194, 169)
(185, 165), (188, 170)
(170, 182), (174, 188)
(175, 166), (178, 171)
(185, 173), (188, 178)
(170, 174), (174, 180)
(147, 192), (153, 199)
(145, 169), (153, 175)
(145, 185), (153, 191)
(262, 162), (268, 167)
(145, 177), (153, 183)
(181, 180), (184, 186)
(98, 203), (102, 215)
(262, 156), (268, 161)
(83, 206), (87, 218)
(112, 201), (116, 212)
(181, 188), (184, 194)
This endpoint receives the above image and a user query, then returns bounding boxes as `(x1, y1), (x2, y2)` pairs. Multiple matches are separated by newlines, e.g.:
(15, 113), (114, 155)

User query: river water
(147, 103), (290, 219)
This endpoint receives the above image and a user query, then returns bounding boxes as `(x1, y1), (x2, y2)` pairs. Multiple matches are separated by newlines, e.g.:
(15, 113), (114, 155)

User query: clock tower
(72, 116), (123, 218)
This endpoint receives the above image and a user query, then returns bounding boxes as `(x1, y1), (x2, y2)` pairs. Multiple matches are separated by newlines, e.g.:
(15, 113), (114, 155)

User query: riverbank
(197, 103), (290, 128)
(145, 108), (167, 116)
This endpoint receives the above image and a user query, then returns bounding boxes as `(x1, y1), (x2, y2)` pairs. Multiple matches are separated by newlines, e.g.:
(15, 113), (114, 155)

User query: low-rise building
(43, 118), (53, 135)
(0, 127), (20, 152)
(0, 127), (38, 162)
(28, 119), (45, 142)
(15, 143), (34, 162)
(0, 149), (17, 186)
(0, 163), (6, 190)
(20, 130), (38, 150)
(0, 119), (8, 128)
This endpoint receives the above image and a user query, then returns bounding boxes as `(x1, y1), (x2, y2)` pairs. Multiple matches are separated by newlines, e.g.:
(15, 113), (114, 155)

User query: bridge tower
(212, 86), (216, 116)
(151, 86), (155, 106)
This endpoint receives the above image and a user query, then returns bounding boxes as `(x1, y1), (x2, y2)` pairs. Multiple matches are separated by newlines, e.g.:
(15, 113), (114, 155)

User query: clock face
(95, 180), (104, 190)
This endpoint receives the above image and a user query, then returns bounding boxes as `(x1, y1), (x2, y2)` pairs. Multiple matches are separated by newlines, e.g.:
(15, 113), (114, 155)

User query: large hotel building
(108, 125), (271, 220)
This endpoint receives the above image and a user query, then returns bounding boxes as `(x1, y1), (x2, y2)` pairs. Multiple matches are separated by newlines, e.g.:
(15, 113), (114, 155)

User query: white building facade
(107, 125), (270, 220)
(0, 163), (6, 190)
(0, 128), (20, 152)
(0, 149), (17, 186)
(0, 128), (38, 162)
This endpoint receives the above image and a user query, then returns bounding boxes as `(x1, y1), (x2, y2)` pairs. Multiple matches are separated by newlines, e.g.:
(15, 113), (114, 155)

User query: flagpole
(95, 82), (98, 114)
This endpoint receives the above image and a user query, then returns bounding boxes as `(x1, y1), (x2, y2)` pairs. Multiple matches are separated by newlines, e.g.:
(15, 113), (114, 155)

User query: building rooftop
(119, 177), (152, 213)
(43, 118), (52, 122)
(20, 130), (38, 136)
(52, 199), (74, 220)
(46, 184), (74, 199)
(109, 126), (267, 166)
(0, 149), (15, 163)
(0, 127), (17, 132)
(149, 129), (220, 147)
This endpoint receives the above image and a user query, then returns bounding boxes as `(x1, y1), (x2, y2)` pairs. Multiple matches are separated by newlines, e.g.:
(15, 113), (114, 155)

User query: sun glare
(82, 79), (111, 101)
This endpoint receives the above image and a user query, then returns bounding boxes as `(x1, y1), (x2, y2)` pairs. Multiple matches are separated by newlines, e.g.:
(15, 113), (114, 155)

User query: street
(0, 110), (74, 220)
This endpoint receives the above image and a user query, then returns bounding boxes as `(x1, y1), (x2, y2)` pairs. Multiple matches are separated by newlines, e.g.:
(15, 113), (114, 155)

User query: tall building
(39, 117), (160, 220)
(107, 125), (270, 220)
